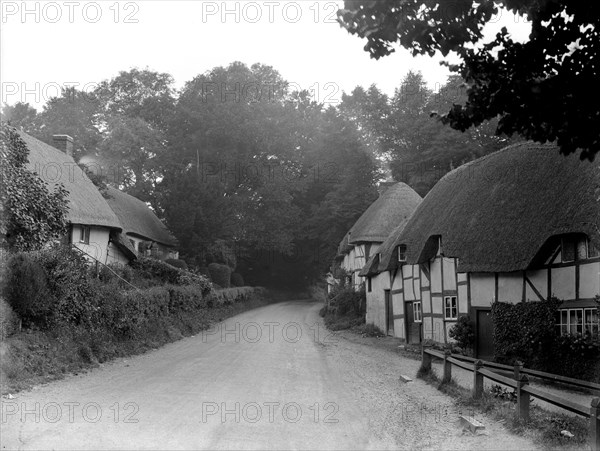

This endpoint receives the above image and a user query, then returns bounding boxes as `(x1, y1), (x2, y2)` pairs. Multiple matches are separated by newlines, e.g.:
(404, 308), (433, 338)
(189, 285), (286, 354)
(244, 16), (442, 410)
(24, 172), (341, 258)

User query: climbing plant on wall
(0, 123), (69, 251)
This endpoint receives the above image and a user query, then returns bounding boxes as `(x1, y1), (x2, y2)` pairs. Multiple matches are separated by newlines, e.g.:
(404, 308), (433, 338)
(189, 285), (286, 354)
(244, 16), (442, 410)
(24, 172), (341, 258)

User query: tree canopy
(338, 0), (600, 160)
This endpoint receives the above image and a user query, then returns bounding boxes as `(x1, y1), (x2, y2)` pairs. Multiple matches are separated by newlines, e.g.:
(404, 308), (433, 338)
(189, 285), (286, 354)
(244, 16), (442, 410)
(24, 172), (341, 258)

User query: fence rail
(449, 353), (600, 394)
(421, 347), (600, 450)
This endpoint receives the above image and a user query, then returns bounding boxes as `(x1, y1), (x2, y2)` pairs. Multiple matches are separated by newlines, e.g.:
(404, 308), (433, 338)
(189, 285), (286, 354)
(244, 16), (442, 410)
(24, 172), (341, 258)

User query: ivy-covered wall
(0, 124), (68, 251)
(492, 298), (600, 381)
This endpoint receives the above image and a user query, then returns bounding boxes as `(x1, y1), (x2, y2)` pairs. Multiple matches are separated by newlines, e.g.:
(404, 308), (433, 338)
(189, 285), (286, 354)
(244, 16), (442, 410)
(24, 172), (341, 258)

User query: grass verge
(416, 366), (591, 450)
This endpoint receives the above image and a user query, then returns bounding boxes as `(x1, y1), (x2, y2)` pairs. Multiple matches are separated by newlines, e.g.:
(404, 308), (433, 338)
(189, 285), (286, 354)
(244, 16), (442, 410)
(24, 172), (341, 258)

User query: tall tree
(34, 88), (102, 160)
(338, 0), (600, 160)
(0, 102), (38, 131)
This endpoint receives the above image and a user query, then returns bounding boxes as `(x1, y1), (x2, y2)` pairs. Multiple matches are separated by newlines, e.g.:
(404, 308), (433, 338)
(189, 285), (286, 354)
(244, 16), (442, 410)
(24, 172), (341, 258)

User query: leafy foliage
(1, 63), (381, 288)
(208, 263), (232, 289)
(491, 298), (599, 379)
(4, 247), (94, 327)
(165, 258), (188, 270)
(0, 123), (68, 251)
(338, 1), (600, 160)
(130, 257), (212, 293)
(230, 272), (245, 287)
(448, 315), (475, 352)
(339, 73), (516, 195)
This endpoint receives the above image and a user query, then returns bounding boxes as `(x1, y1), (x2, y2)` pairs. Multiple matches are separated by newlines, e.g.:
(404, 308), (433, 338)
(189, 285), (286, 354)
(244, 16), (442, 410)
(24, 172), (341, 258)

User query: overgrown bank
(0, 247), (283, 394)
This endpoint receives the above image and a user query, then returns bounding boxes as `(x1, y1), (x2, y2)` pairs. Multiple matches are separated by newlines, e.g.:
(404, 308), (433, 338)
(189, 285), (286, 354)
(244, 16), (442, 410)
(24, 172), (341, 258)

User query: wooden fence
(421, 347), (600, 450)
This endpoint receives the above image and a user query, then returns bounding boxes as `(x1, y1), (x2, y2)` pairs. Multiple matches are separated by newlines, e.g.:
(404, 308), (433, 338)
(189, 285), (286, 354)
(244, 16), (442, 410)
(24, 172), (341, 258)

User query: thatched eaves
(104, 187), (178, 247)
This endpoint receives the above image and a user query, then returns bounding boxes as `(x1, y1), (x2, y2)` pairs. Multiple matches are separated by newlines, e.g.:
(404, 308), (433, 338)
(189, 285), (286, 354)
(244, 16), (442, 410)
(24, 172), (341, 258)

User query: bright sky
(1, 1), (532, 111)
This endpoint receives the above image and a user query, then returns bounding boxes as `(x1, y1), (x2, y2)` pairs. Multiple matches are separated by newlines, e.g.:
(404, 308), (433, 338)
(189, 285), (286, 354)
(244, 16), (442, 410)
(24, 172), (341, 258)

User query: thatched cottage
(20, 131), (177, 265)
(21, 131), (125, 264)
(334, 182), (422, 290)
(104, 187), (178, 261)
(362, 142), (600, 358)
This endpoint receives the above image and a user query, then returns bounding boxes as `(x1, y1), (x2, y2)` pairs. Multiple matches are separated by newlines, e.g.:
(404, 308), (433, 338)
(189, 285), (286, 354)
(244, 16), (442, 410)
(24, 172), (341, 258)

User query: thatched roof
(104, 187), (178, 247)
(348, 182), (422, 245)
(335, 232), (353, 260)
(389, 142), (600, 273)
(20, 131), (121, 229)
(361, 218), (412, 276)
(110, 231), (137, 261)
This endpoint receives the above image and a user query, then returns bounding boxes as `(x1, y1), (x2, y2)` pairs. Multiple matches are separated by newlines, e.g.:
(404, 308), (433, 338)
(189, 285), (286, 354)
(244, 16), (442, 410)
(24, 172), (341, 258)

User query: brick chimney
(377, 181), (396, 196)
(52, 135), (74, 157)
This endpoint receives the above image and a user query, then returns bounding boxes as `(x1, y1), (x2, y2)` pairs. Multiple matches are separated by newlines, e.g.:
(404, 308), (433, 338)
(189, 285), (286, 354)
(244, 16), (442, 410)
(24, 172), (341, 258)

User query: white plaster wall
(431, 258), (442, 293)
(526, 269), (548, 300)
(579, 262), (600, 299)
(470, 273), (495, 306)
(72, 225), (110, 264)
(498, 272), (522, 303)
(442, 257), (456, 291)
(551, 266), (576, 300)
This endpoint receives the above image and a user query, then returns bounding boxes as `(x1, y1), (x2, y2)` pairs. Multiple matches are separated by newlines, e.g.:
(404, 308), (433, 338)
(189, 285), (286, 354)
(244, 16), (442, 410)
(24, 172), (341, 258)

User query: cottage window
(398, 244), (407, 262)
(557, 308), (599, 338)
(444, 296), (457, 320)
(367, 277), (372, 292)
(562, 237), (575, 262)
(562, 235), (593, 262)
(413, 301), (422, 322)
(79, 226), (90, 244)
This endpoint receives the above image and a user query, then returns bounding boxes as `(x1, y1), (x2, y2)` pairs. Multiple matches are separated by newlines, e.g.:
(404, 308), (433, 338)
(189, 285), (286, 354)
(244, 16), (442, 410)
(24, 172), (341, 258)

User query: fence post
(472, 360), (483, 399)
(591, 398), (600, 451)
(442, 349), (452, 383)
(516, 374), (530, 420)
(513, 360), (523, 380)
(421, 345), (432, 373)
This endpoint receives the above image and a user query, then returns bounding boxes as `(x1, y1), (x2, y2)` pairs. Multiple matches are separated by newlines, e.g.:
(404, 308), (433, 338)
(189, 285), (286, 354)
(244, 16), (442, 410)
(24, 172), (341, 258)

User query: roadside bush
(167, 285), (207, 314)
(116, 287), (170, 338)
(230, 272), (244, 287)
(130, 257), (211, 292)
(208, 263), (232, 288)
(4, 247), (96, 327)
(37, 246), (96, 326)
(550, 334), (600, 380)
(308, 283), (327, 303)
(0, 298), (19, 338)
(204, 240), (236, 269)
(329, 286), (365, 317)
(492, 297), (599, 379)
(3, 252), (50, 324)
(165, 258), (188, 270)
(448, 315), (474, 354)
(197, 266), (210, 279)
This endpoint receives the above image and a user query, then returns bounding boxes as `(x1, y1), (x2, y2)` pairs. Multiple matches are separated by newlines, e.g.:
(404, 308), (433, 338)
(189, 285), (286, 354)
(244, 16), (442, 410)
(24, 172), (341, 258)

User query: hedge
(130, 257), (212, 293)
(208, 263), (232, 288)
(492, 298), (599, 380)
(3, 248), (214, 331)
(165, 258), (188, 270)
(230, 272), (244, 287)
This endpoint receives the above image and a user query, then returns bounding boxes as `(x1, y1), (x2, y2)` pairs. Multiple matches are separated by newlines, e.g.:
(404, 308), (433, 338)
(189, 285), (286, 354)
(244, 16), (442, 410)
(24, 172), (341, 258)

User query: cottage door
(385, 290), (394, 335)
(476, 309), (494, 360)
(405, 302), (421, 344)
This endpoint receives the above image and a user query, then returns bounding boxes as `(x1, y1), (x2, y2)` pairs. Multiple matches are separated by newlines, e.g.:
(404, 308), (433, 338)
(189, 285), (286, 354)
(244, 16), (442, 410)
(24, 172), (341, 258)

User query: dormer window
(398, 244), (407, 262)
(562, 235), (595, 262)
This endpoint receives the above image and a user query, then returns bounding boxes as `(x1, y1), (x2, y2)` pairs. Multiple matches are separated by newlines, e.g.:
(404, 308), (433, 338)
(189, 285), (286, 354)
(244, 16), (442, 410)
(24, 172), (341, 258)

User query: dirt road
(0, 300), (538, 450)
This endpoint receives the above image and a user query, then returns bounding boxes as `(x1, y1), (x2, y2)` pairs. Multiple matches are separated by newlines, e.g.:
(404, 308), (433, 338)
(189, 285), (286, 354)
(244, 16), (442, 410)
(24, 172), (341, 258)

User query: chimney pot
(52, 135), (74, 157)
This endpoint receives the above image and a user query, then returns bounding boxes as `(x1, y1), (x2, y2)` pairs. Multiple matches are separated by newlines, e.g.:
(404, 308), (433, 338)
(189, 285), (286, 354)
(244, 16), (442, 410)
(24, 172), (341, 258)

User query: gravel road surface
(0, 300), (539, 450)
